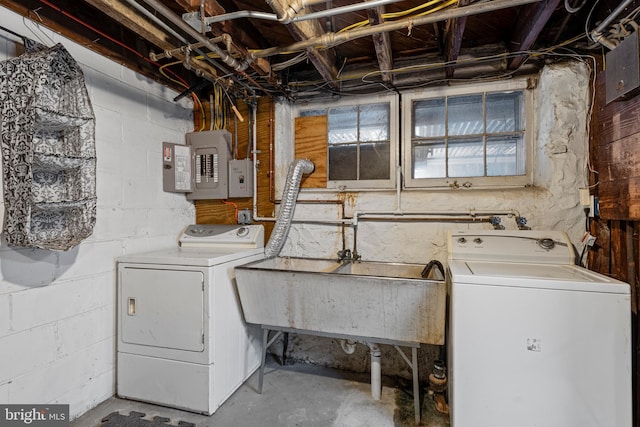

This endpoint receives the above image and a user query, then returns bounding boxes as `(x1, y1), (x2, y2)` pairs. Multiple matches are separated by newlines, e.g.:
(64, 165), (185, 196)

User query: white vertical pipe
(368, 343), (382, 400)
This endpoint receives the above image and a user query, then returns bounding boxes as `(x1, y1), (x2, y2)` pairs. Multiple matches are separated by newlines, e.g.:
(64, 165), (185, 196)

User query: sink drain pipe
(264, 159), (315, 257)
(339, 340), (382, 400)
(368, 343), (382, 401)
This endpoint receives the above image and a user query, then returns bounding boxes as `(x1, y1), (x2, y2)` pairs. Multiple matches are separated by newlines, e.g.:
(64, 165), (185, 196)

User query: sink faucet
(337, 249), (361, 263)
(337, 249), (351, 262)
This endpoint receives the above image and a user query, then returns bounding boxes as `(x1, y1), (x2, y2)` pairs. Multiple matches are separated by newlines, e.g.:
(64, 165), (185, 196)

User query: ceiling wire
(264, 0), (456, 74)
(564, 0), (587, 14)
(284, 32), (590, 96)
(36, 0), (207, 130)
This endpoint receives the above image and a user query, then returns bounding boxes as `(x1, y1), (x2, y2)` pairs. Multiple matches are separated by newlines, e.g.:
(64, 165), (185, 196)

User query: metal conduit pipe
(149, 35), (226, 61)
(283, 0), (407, 23)
(593, 0), (634, 36)
(589, 0), (633, 49)
(206, 0), (406, 25)
(254, 0), (543, 58)
(138, 0), (245, 71)
(123, 0), (230, 77)
(205, 10), (279, 25)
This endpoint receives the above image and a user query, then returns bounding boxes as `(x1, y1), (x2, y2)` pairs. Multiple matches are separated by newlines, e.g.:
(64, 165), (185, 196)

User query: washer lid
(449, 260), (630, 294)
(448, 230), (574, 264)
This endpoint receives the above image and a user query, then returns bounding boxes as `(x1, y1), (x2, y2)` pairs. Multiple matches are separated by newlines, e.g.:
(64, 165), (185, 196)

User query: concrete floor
(71, 358), (450, 427)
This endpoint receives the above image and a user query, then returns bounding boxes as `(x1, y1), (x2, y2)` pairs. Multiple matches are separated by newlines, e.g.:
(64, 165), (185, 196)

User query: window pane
(448, 95), (483, 136)
(413, 98), (445, 138)
(448, 138), (484, 177)
(328, 144), (357, 180)
(486, 92), (524, 132)
(413, 141), (445, 178)
(360, 142), (390, 180)
(486, 135), (525, 176)
(328, 106), (357, 144)
(360, 103), (389, 142)
(299, 109), (326, 117)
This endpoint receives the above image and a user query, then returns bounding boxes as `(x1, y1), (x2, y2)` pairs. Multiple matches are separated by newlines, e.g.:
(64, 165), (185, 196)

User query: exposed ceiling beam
(367, 6), (393, 83)
(176, 0), (225, 16)
(267, 0), (340, 89)
(443, 0), (473, 78)
(507, 0), (561, 69)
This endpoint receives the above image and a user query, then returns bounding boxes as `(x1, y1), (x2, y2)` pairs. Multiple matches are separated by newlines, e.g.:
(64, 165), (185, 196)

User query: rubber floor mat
(101, 411), (196, 427)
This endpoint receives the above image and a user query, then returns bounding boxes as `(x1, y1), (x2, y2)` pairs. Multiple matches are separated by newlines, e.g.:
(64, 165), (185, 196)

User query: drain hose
(264, 159), (315, 257)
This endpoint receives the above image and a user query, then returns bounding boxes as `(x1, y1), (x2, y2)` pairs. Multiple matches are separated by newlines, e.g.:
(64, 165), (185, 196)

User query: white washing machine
(447, 229), (631, 427)
(117, 224), (264, 415)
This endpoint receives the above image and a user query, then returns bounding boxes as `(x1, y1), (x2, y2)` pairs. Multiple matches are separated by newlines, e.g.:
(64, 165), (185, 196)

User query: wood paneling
(195, 97), (275, 239)
(589, 59), (640, 427)
(294, 115), (327, 188)
(593, 63), (640, 220)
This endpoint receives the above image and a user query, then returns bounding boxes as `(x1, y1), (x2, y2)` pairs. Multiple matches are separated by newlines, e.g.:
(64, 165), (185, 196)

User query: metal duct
(264, 159), (315, 257)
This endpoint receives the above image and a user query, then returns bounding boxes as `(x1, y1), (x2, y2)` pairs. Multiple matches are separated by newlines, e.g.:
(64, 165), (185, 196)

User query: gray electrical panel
(228, 159), (253, 198)
(186, 130), (230, 200)
(606, 32), (640, 104)
(163, 130), (254, 200)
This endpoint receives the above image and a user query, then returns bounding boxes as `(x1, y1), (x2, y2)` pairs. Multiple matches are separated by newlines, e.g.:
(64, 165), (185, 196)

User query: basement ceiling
(0, 0), (637, 101)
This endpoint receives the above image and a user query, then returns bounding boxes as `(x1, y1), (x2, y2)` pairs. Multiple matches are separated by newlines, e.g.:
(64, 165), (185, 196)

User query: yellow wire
(338, 0), (454, 33)
(383, 0), (449, 19)
(286, 31), (592, 88)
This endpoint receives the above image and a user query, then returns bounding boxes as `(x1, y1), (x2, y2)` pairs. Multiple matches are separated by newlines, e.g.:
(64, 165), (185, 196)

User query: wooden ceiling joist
(507, 0), (561, 69)
(367, 6), (393, 83)
(443, 0), (473, 78)
(84, 0), (224, 79)
(267, 0), (340, 89)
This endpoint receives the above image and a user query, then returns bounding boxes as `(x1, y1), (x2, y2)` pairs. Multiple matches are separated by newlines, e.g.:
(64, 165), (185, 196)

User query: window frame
(293, 93), (399, 190)
(401, 78), (534, 189)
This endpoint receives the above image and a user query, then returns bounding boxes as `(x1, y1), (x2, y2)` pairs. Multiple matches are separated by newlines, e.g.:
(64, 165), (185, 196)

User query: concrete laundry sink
(235, 257), (446, 344)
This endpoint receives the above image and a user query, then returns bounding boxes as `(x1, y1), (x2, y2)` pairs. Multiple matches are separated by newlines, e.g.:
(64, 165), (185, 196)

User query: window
(296, 94), (398, 189)
(402, 79), (533, 189)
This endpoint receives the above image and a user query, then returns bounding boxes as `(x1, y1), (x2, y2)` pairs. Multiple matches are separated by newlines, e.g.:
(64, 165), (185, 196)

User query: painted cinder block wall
(0, 8), (194, 419)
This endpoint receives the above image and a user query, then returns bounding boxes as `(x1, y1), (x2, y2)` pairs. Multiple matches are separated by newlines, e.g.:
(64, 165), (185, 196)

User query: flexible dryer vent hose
(264, 159), (314, 257)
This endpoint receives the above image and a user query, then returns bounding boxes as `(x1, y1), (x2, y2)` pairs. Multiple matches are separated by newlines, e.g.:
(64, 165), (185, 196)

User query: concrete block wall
(0, 8), (195, 419)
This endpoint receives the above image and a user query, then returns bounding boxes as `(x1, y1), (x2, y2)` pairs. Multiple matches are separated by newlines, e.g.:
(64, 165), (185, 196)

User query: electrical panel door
(187, 130), (230, 200)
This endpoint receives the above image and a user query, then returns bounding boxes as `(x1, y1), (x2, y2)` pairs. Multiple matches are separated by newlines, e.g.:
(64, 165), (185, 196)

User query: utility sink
(235, 257), (446, 344)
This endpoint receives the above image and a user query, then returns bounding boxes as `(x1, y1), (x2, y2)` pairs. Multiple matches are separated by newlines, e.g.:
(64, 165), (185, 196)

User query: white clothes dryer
(117, 224), (264, 415)
(447, 229), (631, 427)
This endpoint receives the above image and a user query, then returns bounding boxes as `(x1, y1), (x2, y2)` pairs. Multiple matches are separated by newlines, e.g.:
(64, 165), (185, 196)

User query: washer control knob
(538, 238), (555, 250)
(473, 238), (483, 245)
(237, 226), (250, 237)
(458, 237), (467, 244)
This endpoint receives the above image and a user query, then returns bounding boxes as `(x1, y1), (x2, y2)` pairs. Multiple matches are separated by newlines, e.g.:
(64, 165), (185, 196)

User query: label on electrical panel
(173, 145), (191, 191)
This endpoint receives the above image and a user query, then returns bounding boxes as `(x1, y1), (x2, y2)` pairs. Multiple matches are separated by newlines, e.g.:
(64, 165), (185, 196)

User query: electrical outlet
(237, 209), (252, 225)
(589, 195), (598, 218)
(579, 188), (590, 207)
